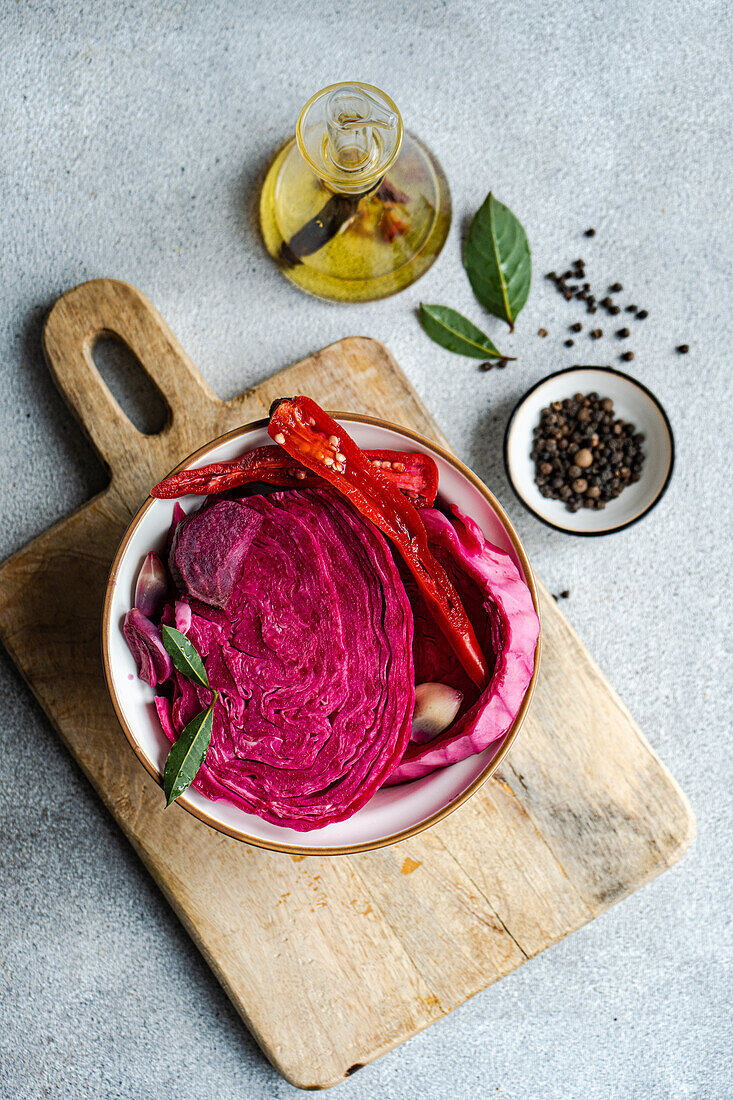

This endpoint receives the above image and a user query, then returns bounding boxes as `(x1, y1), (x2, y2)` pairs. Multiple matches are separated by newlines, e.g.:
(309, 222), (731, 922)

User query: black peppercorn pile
(531, 393), (645, 512)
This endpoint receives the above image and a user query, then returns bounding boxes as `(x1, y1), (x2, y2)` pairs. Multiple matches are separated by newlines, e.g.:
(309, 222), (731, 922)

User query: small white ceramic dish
(504, 366), (674, 536)
(103, 414), (540, 855)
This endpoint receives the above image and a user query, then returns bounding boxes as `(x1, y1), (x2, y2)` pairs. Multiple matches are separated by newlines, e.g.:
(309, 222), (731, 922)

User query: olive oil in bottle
(260, 82), (451, 302)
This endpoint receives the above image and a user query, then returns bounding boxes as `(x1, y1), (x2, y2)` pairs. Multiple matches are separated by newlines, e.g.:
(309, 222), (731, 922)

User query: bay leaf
(419, 304), (512, 360)
(464, 193), (531, 331)
(161, 624), (209, 689)
(163, 701), (215, 806)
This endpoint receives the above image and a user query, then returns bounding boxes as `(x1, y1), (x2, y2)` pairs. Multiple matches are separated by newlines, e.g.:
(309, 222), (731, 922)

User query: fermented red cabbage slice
(385, 507), (539, 784)
(158, 490), (414, 830)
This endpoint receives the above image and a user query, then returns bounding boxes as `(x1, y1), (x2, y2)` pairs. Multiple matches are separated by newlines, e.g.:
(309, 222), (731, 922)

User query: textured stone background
(1, 1), (731, 1097)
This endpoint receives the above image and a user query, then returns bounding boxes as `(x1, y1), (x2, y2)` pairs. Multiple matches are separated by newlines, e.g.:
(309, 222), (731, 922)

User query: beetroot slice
(157, 490), (414, 830)
(385, 507), (539, 784)
(170, 500), (262, 607)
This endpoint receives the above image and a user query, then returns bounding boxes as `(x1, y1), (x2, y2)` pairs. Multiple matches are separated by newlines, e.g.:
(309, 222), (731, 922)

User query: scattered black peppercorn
(560, 589), (570, 599)
(479, 361), (493, 371)
(545, 242), (652, 342)
(570, 322), (582, 332)
(617, 327), (630, 338)
(676, 344), (689, 353)
(620, 351), (635, 361)
(584, 228), (596, 237)
(538, 327), (548, 337)
(564, 339), (574, 347)
(590, 328), (603, 339)
(531, 393), (645, 511)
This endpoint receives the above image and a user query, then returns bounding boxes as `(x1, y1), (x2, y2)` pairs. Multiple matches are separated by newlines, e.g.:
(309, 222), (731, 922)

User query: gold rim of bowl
(102, 413), (542, 856)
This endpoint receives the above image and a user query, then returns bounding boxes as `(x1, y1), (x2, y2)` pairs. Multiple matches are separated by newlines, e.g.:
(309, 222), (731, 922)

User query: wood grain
(0, 279), (695, 1089)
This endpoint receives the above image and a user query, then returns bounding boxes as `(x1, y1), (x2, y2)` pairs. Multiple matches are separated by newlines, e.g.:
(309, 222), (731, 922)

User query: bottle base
(259, 132), (452, 303)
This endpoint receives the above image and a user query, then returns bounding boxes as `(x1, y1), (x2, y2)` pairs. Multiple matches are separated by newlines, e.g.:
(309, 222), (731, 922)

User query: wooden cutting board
(0, 279), (694, 1090)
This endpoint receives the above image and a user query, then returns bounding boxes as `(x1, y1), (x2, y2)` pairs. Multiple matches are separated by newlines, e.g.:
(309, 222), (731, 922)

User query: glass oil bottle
(260, 82), (451, 302)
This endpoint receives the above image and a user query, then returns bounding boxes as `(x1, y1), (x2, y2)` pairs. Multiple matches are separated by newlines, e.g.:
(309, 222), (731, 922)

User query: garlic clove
(134, 551), (168, 618)
(166, 502), (187, 549)
(123, 608), (173, 687)
(174, 600), (192, 636)
(411, 682), (464, 744)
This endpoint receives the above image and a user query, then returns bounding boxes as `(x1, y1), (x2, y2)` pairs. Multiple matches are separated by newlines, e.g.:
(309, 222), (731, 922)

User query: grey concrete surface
(1, 1), (731, 1097)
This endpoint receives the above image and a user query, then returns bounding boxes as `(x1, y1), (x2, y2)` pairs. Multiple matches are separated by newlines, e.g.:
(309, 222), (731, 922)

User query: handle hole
(92, 335), (169, 435)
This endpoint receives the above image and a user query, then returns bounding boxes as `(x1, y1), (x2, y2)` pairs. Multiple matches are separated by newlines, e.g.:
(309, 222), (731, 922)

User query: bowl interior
(505, 367), (674, 535)
(104, 417), (538, 853)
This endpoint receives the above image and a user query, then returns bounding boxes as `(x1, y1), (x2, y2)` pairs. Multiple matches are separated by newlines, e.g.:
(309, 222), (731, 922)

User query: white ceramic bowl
(103, 414), (540, 855)
(504, 367), (674, 535)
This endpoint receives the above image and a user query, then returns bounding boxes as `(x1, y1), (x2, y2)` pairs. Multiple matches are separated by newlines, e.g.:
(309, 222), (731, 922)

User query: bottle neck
(296, 82), (403, 196)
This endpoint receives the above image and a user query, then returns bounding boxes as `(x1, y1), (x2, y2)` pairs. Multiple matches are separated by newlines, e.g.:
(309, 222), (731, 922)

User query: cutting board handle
(42, 279), (220, 476)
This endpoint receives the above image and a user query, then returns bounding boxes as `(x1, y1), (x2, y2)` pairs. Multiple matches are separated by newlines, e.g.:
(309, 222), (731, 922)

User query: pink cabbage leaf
(385, 506), (539, 784)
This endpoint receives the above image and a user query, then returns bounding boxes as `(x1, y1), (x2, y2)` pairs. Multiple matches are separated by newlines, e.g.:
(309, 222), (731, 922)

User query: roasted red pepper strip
(268, 397), (489, 689)
(151, 446), (439, 507)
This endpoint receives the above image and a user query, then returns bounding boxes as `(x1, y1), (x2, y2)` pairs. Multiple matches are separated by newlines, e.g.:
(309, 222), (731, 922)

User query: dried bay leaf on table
(419, 303), (513, 360)
(464, 192), (531, 331)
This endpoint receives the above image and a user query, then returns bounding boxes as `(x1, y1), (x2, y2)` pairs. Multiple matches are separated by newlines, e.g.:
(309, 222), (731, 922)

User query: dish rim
(503, 365), (675, 537)
(102, 411), (542, 856)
